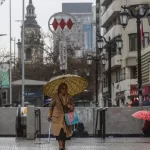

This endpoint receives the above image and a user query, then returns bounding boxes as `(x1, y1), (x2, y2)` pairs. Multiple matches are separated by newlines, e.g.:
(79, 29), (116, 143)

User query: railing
(95, 107), (108, 139)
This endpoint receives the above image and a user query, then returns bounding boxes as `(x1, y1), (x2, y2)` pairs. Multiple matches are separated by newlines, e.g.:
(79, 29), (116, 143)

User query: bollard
(100, 110), (103, 137)
(16, 105), (22, 137)
(102, 107), (108, 139)
(34, 108), (41, 143)
(95, 107), (108, 139)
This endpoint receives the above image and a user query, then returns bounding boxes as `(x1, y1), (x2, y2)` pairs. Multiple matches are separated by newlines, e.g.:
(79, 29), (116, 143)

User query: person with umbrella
(43, 74), (88, 150)
(132, 110), (150, 137)
(142, 120), (150, 137)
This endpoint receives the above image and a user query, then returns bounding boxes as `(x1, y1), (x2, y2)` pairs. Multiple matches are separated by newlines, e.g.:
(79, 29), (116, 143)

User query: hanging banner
(59, 40), (67, 70)
(0, 64), (9, 88)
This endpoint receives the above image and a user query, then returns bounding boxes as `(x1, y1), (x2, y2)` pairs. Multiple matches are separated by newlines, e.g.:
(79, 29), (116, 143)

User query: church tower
(17, 0), (43, 63)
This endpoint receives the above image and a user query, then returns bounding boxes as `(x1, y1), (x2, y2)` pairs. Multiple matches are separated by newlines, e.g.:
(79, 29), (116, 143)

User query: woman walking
(48, 83), (74, 150)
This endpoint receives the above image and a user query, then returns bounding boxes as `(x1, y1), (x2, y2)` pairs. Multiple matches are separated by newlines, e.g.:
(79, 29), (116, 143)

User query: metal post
(102, 110), (106, 139)
(14, 38), (16, 71)
(108, 44), (112, 107)
(22, 0), (25, 107)
(137, 17), (142, 104)
(38, 109), (41, 139)
(9, 0), (12, 105)
(100, 110), (103, 137)
(96, 0), (100, 107)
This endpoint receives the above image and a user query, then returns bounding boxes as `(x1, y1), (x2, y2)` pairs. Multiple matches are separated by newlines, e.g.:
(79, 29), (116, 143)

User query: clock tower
(17, 0), (43, 63)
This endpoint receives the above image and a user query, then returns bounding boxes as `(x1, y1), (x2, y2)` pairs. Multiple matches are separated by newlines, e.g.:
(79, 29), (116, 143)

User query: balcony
(105, 54), (122, 70)
(101, 0), (121, 27)
(101, 0), (112, 6)
(103, 25), (122, 42)
(126, 57), (137, 67)
(114, 79), (137, 92)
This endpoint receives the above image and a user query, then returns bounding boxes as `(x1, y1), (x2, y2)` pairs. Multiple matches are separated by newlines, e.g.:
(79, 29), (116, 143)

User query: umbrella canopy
(43, 74), (88, 97)
(132, 110), (150, 121)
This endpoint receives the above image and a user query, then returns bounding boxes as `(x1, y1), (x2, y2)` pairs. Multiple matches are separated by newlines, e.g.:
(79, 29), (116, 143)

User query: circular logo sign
(48, 12), (77, 39)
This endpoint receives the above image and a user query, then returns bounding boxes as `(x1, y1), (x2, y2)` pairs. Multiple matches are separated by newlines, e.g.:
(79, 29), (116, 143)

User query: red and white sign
(48, 12), (77, 39)
(130, 89), (138, 96)
(130, 85), (138, 96)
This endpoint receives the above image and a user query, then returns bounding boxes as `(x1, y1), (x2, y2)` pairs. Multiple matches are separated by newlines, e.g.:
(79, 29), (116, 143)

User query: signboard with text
(59, 40), (67, 70)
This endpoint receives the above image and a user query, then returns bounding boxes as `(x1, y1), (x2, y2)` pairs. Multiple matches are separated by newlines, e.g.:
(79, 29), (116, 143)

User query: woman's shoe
(59, 148), (64, 150)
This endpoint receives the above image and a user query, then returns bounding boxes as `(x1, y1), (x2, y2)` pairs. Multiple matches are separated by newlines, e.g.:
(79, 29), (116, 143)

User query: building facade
(62, 3), (93, 57)
(17, 0), (43, 63)
(101, 0), (150, 106)
(141, 46), (150, 101)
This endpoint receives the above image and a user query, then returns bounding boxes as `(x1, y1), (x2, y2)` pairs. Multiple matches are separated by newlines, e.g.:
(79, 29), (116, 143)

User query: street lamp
(87, 49), (107, 107)
(120, 5), (150, 104)
(120, 9), (129, 28)
(0, 0), (5, 5)
(0, 34), (7, 36)
(11, 38), (16, 71)
(99, 35), (123, 107)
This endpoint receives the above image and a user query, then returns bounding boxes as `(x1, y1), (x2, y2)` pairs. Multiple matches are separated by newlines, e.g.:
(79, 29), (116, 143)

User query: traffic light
(2, 91), (6, 99)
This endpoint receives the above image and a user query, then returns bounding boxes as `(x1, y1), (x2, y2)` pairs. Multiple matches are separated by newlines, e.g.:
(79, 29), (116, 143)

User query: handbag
(58, 95), (79, 126)
(64, 111), (79, 126)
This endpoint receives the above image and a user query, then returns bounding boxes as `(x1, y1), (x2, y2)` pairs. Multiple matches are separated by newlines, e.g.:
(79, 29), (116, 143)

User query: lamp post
(9, 0), (12, 106)
(120, 5), (150, 104)
(11, 38), (16, 71)
(87, 41), (107, 107)
(22, 0), (25, 107)
(95, 0), (101, 107)
(99, 35), (123, 107)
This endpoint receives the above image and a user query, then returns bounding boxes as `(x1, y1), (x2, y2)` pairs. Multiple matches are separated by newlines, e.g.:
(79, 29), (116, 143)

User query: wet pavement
(0, 137), (150, 150)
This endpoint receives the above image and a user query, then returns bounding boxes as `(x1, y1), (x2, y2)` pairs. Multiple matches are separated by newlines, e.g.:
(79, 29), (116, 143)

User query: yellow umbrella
(43, 74), (88, 97)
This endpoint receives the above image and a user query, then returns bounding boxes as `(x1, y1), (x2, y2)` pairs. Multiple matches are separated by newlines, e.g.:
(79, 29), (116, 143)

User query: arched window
(26, 48), (32, 61)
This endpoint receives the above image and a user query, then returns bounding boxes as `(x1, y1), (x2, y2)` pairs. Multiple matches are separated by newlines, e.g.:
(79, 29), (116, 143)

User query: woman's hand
(48, 116), (52, 122)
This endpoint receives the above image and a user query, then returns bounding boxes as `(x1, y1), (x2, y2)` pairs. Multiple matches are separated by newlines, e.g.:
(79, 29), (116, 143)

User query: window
(120, 68), (125, 81)
(26, 48), (32, 61)
(143, 32), (149, 48)
(116, 69), (121, 83)
(129, 33), (137, 51)
(130, 67), (136, 79)
(103, 77), (108, 88)
(29, 9), (31, 14)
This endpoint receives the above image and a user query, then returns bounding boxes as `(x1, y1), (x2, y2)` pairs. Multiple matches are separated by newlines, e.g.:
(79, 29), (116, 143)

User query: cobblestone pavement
(0, 137), (150, 150)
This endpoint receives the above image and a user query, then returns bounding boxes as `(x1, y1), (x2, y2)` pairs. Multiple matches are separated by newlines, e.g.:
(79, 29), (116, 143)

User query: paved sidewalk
(0, 137), (150, 150)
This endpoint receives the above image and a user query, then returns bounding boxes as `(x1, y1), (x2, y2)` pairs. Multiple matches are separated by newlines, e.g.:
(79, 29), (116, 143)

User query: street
(0, 137), (150, 150)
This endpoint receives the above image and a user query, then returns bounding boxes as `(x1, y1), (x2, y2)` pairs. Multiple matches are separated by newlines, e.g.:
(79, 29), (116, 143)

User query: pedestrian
(48, 83), (75, 150)
(142, 120), (150, 137)
(128, 98), (139, 107)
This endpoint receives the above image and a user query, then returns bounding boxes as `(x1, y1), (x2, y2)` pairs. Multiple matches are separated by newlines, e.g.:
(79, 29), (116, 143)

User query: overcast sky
(0, 0), (95, 52)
